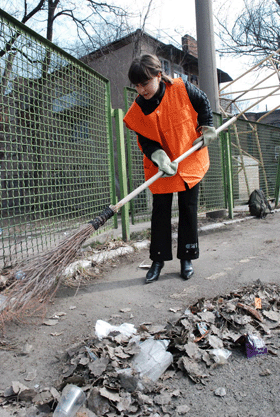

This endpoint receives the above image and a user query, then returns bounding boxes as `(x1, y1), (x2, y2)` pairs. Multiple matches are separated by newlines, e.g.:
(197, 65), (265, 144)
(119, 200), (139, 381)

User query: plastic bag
(209, 348), (232, 364)
(95, 319), (137, 340)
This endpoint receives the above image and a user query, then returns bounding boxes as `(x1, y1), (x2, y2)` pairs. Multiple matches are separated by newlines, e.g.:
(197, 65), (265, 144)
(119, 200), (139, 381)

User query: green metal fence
(1, 9), (280, 270)
(124, 86), (226, 222)
(228, 118), (280, 204)
(123, 87), (280, 222)
(124, 87), (153, 224)
(0, 10), (116, 268)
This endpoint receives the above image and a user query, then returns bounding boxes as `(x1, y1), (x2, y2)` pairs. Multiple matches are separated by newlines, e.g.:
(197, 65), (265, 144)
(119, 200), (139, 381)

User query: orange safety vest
(124, 78), (210, 194)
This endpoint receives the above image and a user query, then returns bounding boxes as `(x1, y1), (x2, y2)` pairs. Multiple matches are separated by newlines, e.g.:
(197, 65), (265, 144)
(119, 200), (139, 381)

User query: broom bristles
(0, 206), (115, 324)
(1, 206), (116, 323)
(1, 221), (99, 323)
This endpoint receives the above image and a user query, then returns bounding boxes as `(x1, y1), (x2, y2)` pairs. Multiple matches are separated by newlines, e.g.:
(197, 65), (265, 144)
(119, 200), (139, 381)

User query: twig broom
(1, 90), (278, 323)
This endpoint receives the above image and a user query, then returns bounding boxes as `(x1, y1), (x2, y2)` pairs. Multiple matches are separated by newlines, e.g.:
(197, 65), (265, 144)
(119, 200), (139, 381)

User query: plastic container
(53, 384), (86, 417)
(15, 270), (26, 280)
(132, 338), (173, 382)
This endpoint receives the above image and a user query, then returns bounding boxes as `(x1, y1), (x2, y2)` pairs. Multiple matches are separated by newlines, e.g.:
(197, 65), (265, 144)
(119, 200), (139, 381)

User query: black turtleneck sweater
(136, 80), (213, 160)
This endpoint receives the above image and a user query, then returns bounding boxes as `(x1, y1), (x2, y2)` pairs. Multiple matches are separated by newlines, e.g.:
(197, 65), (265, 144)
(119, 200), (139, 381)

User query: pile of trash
(1, 280), (280, 416)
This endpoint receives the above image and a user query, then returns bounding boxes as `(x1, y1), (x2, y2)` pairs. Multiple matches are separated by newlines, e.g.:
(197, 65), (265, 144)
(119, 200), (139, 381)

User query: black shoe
(145, 261), (164, 284)
(180, 260), (194, 280)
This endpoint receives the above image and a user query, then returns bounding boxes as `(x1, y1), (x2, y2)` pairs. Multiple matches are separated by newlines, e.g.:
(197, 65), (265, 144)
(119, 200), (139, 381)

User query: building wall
(82, 42), (134, 110)
(246, 110), (280, 128)
(81, 36), (186, 110)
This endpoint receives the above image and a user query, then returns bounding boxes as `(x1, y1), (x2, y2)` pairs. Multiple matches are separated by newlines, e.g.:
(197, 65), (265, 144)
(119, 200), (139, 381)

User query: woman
(124, 54), (216, 284)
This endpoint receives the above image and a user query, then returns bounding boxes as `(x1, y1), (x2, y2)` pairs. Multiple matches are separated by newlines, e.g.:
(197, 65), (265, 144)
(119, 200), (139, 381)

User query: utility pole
(195, 0), (220, 112)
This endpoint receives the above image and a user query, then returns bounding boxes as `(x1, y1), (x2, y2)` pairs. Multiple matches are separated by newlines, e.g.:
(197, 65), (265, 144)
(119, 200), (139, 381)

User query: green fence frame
(0, 9), (116, 267)
(1, 9), (280, 269)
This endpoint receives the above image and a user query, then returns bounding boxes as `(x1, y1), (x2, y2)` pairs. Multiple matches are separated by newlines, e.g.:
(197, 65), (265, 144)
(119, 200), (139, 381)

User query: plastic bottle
(53, 385), (86, 417)
(132, 338), (173, 382)
(15, 271), (26, 280)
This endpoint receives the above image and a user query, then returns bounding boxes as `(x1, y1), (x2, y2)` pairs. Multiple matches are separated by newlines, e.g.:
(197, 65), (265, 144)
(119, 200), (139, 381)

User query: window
(174, 71), (188, 82)
(160, 59), (171, 75)
(173, 64), (188, 82)
(190, 74), (198, 85)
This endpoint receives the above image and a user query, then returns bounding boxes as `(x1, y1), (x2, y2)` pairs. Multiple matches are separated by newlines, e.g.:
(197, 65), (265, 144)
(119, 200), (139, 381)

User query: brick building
(80, 29), (232, 110)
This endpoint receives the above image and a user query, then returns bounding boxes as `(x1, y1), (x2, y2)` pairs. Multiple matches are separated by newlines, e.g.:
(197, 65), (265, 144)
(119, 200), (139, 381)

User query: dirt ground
(1, 209), (280, 417)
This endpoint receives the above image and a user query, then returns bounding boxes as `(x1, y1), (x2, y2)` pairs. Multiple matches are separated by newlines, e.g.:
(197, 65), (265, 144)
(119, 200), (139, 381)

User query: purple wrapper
(245, 334), (267, 358)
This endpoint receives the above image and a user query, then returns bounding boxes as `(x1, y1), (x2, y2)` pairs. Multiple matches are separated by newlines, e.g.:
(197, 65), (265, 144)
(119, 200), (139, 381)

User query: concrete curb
(65, 208), (279, 276)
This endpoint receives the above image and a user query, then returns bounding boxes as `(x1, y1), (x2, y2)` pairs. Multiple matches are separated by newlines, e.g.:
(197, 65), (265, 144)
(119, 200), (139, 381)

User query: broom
(1, 90), (277, 323)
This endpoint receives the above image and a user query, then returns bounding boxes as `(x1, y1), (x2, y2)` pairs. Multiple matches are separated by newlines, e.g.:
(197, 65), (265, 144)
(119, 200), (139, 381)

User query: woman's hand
(151, 149), (178, 177)
(193, 126), (217, 148)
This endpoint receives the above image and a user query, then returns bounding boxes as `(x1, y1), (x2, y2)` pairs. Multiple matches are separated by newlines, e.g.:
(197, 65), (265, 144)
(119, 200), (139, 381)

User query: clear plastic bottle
(132, 338), (173, 382)
(53, 385), (86, 417)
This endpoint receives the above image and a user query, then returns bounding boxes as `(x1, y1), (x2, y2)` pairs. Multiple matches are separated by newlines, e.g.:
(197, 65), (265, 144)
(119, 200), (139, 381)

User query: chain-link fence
(0, 10), (115, 268)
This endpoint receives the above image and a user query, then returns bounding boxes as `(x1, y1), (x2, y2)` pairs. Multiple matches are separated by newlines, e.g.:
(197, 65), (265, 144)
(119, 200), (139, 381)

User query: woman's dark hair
(128, 54), (173, 85)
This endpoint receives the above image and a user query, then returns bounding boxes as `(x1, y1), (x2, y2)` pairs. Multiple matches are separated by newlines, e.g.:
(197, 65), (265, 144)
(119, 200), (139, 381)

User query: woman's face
(134, 73), (161, 100)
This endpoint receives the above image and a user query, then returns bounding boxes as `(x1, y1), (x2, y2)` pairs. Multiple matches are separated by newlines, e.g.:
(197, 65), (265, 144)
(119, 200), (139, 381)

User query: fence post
(124, 88), (135, 224)
(114, 108), (130, 241)
(223, 129), (234, 219)
(107, 86), (118, 229)
(274, 154), (280, 208)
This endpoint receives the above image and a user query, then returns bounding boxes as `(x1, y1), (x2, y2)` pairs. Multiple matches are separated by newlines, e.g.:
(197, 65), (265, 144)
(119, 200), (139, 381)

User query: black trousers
(150, 182), (200, 262)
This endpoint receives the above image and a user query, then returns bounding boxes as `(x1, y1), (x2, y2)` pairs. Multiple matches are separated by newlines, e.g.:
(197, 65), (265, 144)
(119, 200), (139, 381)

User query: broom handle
(111, 85), (280, 213)
(111, 116), (237, 212)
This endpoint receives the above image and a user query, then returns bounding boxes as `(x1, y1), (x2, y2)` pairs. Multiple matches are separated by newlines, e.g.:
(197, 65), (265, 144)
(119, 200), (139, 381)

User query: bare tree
(1, 0), (131, 51)
(132, 0), (155, 58)
(215, 0), (280, 63)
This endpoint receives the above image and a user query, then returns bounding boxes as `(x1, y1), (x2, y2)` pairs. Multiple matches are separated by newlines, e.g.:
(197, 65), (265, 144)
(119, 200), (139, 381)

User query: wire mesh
(0, 12), (114, 268)
(1, 10), (280, 270)
(124, 87), (225, 221)
(199, 113), (225, 212)
(228, 118), (280, 204)
(125, 87), (153, 224)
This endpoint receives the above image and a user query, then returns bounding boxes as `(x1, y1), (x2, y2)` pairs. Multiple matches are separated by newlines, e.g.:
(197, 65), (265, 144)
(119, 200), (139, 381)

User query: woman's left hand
(193, 126), (217, 148)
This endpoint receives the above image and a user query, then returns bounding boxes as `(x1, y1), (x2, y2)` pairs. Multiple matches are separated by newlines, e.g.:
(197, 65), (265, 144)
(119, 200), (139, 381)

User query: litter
(2, 281), (280, 415)
(85, 346), (98, 361)
(138, 261), (152, 269)
(235, 334), (268, 358)
(245, 334), (267, 358)
(132, 338), (173, 382)
(95, 319), (137, 340)
(53, 384), (86, 417)
(0, 294), (7, 312)
(255, 298), (262, 309)
(14, 271), (26, 280)
(209, 348), (232, 364)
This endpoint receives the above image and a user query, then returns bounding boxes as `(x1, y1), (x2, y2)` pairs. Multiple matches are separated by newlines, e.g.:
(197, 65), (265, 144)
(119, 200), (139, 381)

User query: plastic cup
(53, 384), (86, 417)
